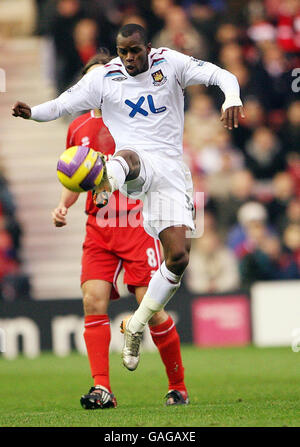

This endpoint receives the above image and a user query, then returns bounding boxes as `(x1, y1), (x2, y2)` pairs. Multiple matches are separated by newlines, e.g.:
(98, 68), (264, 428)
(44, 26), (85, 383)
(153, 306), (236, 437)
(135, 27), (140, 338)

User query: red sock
(83, 314), (111, 392)
(150, 315), (187, 395)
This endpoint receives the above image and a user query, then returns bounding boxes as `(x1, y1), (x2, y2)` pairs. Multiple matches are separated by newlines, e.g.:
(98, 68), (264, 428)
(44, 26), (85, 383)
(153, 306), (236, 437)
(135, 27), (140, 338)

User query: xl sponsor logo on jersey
(125, 94), (167, 117)
(151, 69), (167, 86)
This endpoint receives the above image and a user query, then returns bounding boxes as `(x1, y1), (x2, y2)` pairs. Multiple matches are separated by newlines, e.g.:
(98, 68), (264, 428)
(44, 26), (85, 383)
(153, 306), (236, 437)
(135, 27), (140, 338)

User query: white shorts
(120, 150), (195, 240)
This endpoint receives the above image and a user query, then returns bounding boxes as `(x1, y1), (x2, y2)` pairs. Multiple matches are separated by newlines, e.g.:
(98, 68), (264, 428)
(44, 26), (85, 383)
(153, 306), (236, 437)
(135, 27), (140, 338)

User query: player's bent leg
(121, 227), (190, 371)
(81, 280), (117, 409)
(127, 226), (191, 334)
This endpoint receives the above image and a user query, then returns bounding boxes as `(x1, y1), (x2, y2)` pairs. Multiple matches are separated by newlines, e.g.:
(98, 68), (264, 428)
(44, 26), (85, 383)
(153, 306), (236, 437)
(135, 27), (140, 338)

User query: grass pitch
(0, 345), (299, 427)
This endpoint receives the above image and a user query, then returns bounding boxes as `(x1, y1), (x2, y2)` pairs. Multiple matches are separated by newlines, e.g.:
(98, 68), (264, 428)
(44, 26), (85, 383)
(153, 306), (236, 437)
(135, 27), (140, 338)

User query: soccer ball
(57, 146), (104, 192)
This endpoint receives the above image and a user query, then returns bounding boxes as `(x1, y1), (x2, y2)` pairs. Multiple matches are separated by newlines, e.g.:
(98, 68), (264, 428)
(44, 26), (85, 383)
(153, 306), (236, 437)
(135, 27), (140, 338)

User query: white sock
(106, 156), (129, 192)
(128, 262), (182, 333)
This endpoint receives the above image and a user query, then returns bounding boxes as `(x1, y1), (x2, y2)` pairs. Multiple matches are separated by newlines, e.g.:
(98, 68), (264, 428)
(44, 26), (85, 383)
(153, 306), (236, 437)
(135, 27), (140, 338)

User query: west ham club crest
(152, 69), (167, 86)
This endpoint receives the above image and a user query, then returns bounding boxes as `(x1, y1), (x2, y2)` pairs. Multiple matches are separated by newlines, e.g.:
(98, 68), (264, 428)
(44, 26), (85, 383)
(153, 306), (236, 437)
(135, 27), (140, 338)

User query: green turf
(0, 345), (299, 427)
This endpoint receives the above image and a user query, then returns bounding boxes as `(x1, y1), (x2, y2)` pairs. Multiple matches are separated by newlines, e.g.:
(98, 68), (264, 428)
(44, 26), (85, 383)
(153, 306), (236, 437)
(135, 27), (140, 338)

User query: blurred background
(0, 0), (300, 358)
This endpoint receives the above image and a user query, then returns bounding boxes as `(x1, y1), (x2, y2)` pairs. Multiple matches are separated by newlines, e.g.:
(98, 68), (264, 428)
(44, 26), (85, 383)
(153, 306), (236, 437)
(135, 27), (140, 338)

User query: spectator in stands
(285, 102), (300, 196)
(0, 168), (22, 260)
(246, 2), (276, 49)
(264, 0), (282, 20)
(215, 22), (240, 47)
(218, 42), (245, 69)
(280, 101), (300, 158)
(121, 14), (147, 29)
(48, 0), (85, 93)
(149, 0), (175, 35)
(267, 172), (296, 234)
(195, 128), (244, 198)
(232, 96), (266, 150)
(243, 127), (286, 182)
(152, 6), (207, 59)
(186, 229), (240, 294)
(283, 223), (300, 271)
(288, 158), (300, 197)
(151, 0), (175, 22)
(187, 2), (223, 61)
(75, 1), (118, 54)
(214, 169), (256, 235)
(239, 233), (300, 289)
(134, 0), (174, 41)
(0, 205), (19, 274)
(227, 201), (275, 258)
(282, 198), (300, 229)
(73, 18), (99, 65)
(254, 43), (293, 113)
(184, 93), (223, 154)
(276, 0), (300, 56)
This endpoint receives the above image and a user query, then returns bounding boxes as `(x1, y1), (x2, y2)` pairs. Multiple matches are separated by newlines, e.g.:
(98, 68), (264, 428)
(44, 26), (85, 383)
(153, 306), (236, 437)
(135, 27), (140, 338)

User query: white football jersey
(31, 48), (241, 158)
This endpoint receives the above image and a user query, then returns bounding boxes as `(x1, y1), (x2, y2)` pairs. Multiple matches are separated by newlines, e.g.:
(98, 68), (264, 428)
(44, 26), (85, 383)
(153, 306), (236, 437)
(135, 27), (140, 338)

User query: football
(57, 146), (104, 192)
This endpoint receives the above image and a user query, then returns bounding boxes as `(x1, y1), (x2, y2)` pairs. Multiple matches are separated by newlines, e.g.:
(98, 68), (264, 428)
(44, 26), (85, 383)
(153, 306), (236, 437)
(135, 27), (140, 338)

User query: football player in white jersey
(12, 24), (244, 372)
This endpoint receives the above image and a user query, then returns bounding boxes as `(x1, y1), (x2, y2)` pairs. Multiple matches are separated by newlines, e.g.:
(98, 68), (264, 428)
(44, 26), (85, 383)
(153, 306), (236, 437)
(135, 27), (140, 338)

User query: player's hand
(12, 101), (32, 119)
(220, 105), (245, 130)
(52, 206), (68, 227)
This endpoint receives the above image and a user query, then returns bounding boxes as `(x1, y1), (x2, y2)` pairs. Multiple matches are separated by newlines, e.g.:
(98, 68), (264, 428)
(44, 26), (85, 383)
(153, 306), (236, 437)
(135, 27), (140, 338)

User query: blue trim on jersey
(105, 70), (125, 78)
(152, 59), (166, 66)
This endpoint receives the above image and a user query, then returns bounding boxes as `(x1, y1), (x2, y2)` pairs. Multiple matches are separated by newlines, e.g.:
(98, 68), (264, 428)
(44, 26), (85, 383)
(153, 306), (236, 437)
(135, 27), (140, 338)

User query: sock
(106, 156), (129, 192)
(150, 315), (187, 394)
(128, 262), (182, 333)
(83, 314), (111, 392)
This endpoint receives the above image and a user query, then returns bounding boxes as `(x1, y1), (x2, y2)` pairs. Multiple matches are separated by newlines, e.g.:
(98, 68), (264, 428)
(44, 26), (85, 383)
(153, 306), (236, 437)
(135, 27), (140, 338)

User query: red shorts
(81, 214), (161, 299)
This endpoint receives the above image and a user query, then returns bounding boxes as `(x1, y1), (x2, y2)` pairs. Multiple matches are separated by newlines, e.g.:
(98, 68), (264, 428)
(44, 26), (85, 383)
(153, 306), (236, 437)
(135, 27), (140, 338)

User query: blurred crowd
(0, 163), (29, 301)
(33, 0), (300, 293)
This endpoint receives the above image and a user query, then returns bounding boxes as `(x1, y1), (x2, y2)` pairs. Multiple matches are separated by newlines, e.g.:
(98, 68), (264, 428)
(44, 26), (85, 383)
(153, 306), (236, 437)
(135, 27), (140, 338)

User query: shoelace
(126, 332), (142, 356)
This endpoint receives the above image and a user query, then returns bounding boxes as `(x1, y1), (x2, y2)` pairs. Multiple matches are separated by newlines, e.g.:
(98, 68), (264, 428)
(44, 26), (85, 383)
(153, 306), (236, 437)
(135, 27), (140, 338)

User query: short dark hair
(82, 48), (112, 76)
(117, 24), (148, 45)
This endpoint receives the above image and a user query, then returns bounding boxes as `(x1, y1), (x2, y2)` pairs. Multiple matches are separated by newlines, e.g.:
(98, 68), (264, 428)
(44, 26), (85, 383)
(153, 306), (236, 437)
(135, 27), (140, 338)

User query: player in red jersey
(52, 52), (189, 409)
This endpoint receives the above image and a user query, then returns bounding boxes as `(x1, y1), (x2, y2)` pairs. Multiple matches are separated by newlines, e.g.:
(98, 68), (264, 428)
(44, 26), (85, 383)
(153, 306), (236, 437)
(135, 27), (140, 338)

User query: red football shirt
(66, 111), (142, 221)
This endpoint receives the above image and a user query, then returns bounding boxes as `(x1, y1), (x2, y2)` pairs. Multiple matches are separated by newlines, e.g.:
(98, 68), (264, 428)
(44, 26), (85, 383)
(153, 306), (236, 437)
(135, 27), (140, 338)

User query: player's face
(117, 32), (151, 76)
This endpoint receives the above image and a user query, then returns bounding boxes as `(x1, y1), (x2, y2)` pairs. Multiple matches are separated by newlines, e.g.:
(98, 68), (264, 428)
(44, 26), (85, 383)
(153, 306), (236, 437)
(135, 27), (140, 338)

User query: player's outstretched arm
(173, 50), (245, 130)
(12, 67), (104, 122)
(12, 101), (31, 119)
(52, 187), (80, 227)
